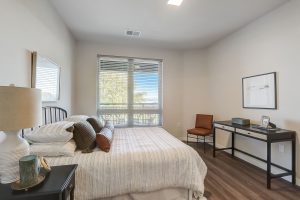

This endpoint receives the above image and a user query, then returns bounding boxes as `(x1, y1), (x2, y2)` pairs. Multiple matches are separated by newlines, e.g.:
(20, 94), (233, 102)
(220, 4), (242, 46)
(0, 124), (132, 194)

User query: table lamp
(0, 85), (42, 184)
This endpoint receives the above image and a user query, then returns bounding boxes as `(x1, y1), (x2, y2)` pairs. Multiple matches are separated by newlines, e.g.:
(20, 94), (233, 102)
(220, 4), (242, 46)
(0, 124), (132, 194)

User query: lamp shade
(0, 86), (42, 131)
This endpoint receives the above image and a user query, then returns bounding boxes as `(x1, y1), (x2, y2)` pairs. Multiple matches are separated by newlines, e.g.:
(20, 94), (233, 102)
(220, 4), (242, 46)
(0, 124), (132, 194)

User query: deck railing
(98, 103), (161, 127)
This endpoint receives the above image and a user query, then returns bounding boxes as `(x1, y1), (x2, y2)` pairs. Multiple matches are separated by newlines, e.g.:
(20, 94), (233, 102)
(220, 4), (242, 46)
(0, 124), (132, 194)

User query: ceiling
(50, 0), (288, 50)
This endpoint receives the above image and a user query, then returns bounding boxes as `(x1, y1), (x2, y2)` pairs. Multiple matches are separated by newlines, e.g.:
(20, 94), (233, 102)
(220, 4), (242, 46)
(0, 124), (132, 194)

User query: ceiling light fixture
(168, 0), (183, 6)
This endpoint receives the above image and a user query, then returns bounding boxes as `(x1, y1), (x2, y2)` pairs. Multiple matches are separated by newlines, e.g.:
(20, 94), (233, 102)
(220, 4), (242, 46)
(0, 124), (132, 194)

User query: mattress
(47, 127), (207, 200)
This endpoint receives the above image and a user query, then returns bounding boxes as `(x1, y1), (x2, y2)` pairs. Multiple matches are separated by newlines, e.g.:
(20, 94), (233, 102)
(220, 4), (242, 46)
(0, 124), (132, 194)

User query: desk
(213, 121), (296, 189)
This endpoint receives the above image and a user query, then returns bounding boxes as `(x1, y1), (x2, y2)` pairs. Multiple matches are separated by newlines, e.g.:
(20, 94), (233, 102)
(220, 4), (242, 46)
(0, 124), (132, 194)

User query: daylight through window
(97, 56), (162, 127)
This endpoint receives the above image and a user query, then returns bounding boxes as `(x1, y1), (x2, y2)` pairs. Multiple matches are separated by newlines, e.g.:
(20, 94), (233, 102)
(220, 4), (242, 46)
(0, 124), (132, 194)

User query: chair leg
(187, 133), (188, 144)
(204, 136), (206, 153)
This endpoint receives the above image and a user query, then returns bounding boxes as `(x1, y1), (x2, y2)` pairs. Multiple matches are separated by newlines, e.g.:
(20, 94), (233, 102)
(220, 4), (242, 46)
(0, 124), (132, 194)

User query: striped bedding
(47, 127), (207, 200)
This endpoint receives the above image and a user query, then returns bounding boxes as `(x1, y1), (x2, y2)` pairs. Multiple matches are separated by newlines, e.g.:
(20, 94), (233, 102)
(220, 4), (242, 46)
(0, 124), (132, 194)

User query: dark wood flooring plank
(187, 142), (300, 200)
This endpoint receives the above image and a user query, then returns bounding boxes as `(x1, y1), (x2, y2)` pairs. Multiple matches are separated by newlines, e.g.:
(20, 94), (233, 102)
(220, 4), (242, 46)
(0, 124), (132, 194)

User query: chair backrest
(195, 114), (213, 130)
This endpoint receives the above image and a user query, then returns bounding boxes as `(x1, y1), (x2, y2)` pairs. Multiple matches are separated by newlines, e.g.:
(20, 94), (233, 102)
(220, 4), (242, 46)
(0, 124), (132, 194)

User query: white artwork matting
(243, 72), (276, 109)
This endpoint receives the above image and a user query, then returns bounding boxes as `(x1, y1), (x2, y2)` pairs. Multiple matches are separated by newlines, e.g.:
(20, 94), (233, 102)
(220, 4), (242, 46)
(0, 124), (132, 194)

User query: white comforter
(47, 127), (207, 200)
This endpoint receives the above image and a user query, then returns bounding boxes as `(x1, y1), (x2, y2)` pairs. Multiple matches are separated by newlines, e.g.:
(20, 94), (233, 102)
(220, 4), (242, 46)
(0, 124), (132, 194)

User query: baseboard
(179, 136), (300, 187)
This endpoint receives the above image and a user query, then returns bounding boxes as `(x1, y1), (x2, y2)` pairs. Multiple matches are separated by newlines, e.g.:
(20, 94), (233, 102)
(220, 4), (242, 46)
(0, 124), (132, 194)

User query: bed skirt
(100, 188), (207, 200)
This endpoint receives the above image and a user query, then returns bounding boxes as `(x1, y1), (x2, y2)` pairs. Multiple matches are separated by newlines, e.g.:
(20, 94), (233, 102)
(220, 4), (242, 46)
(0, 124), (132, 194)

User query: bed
(25, 107), (207, 200)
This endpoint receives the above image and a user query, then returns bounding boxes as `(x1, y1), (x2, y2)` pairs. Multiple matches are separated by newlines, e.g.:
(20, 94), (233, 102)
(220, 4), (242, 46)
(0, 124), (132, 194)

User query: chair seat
(187, 128), (212, 136)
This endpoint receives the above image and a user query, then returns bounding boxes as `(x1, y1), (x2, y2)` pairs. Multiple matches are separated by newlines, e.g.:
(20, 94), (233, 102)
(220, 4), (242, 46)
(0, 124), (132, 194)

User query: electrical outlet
(279, 144), (285, 153)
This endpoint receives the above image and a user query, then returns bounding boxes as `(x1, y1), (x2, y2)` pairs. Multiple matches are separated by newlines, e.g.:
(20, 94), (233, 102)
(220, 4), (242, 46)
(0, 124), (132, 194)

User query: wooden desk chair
(187, 114), (213, 153)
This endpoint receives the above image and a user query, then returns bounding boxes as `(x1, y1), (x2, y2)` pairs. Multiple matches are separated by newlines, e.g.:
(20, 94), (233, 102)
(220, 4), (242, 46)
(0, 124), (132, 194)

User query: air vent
(125, 30), (141, 37)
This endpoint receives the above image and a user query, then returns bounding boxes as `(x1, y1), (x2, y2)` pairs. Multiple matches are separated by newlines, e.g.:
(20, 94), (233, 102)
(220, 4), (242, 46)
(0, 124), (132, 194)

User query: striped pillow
(96, 128), (113, 152)
(73, 121), (96, 150)
(30, 140), (77, 157)
(65, 115), (89, 123)
(104, 121), (114, 132)
(25, 121), (74, 144)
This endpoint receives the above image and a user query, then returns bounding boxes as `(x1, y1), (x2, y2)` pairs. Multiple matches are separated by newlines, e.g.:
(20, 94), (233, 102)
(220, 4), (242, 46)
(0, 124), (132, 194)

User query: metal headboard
(22, 106), (68, 137)
(42, 106), (68, 125)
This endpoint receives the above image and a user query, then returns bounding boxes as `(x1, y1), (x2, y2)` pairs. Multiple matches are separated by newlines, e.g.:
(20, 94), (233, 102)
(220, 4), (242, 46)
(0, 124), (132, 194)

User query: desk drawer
(236, 128), (267, 140)
(214, 124), (235, 132)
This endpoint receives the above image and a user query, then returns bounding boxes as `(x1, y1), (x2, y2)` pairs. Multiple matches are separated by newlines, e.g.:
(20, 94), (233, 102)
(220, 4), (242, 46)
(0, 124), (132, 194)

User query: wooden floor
(187, 142), (300, 200)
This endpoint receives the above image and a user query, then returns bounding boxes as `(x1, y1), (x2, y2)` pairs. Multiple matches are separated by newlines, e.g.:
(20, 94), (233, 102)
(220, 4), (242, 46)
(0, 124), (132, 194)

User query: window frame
(96, 55), (163, 127)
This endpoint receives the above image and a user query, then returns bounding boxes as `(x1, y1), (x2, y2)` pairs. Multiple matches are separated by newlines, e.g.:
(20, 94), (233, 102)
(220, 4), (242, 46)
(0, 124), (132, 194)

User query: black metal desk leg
(186, 133), (188, 144)
(292, 137), (296, 185)
(232, 132), (235, 157)
(204, 136), (206, 153)
(213, 127), (216, 157)
(267, 141), (271, 189)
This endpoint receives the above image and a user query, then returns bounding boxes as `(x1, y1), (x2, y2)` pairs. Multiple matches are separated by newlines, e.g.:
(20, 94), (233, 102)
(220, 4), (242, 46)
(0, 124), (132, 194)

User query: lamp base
(0, 130), (30, 184)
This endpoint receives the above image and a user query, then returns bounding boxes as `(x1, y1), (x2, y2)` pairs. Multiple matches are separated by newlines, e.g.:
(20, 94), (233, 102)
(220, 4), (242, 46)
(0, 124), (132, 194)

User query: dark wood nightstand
(0, 164), (78, 200)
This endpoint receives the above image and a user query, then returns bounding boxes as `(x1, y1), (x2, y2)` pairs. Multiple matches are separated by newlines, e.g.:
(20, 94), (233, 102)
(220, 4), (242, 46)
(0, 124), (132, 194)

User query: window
(97, 56), (162, 127)
(31, 52), (60, 102)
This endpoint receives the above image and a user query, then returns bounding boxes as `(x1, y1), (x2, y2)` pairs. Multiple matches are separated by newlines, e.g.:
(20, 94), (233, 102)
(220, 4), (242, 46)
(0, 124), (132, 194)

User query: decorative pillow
(73, 121), (96, 150)
(65, 115), (89, 123)
(96, 128), (113, 152)
(104, 120), (114, 132)
(29, 140), (77, 157)
(25, 121), (74, 144)
(87, 117), (103, 133)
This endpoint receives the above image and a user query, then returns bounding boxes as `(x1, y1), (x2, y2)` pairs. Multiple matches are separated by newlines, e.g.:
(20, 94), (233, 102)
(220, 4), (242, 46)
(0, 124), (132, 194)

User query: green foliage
(99, 72), (146, 105)
(134, 92), (147, 103)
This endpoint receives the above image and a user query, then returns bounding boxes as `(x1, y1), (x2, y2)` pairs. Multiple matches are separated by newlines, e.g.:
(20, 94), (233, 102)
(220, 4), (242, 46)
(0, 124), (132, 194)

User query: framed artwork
(31, 52), (60, 102)
(242, 72), (277, 109)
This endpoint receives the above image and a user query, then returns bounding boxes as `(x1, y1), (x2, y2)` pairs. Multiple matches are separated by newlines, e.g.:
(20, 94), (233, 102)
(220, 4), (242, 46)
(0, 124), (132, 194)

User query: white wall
(181, 50), (209, 137)
(74, 41), (184, 137)
(206, 0), (300, 183)
(0, 0), (75, 113)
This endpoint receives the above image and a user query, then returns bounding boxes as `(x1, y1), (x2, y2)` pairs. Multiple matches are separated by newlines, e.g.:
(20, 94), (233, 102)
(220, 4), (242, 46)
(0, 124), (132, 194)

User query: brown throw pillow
(73, 121), (96, 150)
(66, 125), (74, 132)
(87, 117), (103, 133)
(96, 128), (113, 152)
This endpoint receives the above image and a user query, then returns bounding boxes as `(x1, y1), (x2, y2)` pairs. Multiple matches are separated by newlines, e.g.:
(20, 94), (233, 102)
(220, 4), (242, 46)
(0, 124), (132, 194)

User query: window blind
(36, 64), (60, 102)
(97, 56), (162, 127)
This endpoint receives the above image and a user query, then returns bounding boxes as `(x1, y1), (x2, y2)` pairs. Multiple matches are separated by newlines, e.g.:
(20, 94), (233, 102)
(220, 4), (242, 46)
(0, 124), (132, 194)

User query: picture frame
(261, 116), (270, 128)
(31, 52), (60, 102)
(242, 72), (277, 109)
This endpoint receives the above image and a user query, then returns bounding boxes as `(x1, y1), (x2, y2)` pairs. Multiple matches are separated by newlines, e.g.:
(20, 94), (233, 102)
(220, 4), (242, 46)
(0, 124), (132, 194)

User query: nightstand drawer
(236, 128), (267, 140)
(214, 124), (235, 132)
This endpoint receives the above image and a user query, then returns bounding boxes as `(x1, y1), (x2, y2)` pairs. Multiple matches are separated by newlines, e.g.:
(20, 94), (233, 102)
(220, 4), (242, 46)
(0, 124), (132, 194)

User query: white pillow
(30, 140), (77, 157)
(25, 121), (74, 144)
(65, 115), (89, 123)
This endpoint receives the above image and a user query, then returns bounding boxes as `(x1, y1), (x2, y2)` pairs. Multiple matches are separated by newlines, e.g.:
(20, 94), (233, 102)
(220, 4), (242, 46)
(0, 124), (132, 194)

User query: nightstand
(0, 164), (78, 200)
